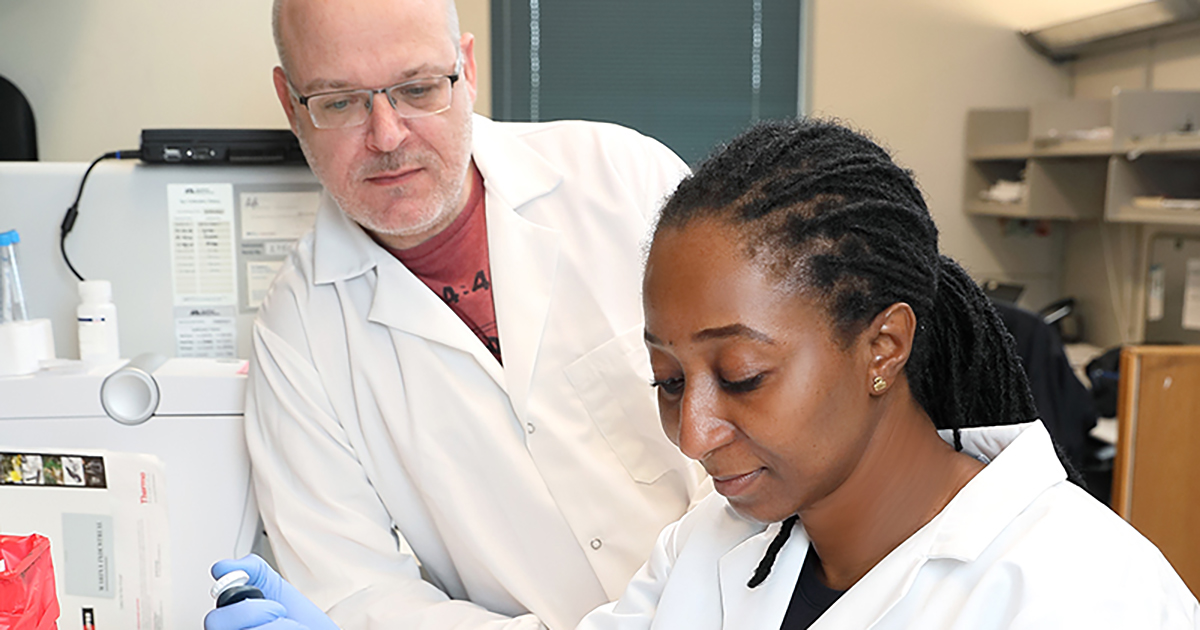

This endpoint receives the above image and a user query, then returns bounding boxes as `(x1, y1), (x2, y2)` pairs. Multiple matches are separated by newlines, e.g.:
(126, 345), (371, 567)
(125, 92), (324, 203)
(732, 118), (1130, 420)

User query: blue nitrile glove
(203, 554), (340, 630)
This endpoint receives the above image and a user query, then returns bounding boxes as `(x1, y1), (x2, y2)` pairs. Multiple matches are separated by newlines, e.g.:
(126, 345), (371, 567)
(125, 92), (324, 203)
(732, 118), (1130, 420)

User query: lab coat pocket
(565, 326), (679, 484)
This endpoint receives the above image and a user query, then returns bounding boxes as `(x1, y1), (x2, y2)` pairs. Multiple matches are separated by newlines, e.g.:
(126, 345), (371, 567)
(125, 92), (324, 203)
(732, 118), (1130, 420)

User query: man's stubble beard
(299, 115), (473, 241)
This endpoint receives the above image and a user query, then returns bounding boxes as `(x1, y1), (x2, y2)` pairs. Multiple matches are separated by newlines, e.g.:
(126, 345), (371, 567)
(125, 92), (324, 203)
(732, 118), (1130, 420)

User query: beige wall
(0, 0), (491, 162)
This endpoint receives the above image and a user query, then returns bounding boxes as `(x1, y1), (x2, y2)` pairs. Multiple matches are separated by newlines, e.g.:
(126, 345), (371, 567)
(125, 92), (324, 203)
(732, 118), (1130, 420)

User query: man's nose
(364, 92), (410, 153)
(676, 385), (736, 461)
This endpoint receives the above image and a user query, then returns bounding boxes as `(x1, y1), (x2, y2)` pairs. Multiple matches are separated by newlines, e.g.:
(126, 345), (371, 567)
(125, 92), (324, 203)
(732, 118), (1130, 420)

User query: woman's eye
(650, 376), (685, 397)
(720, 373), (765, 394)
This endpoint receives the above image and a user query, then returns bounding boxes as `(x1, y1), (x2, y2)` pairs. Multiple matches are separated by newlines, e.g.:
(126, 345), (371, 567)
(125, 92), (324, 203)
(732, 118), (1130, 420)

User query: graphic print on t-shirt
(438, 268), (500, 359)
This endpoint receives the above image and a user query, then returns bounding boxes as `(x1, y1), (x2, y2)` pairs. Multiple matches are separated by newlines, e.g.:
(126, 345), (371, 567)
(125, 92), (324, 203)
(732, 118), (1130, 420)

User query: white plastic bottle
(77, 280), (120, 363)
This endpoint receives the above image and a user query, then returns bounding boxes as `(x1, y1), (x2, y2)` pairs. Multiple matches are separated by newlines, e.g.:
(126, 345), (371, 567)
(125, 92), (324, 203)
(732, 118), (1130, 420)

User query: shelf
(1124, 135), (1200, 158)
(965, 93), (1200, 224)
(1113, 90), (1200, 154)
(1031, 140), (1115, 157)
(966, 200), (1032, 218)
(967, 144), (1031, 160)
(1107, 204), (1200, 225)
(1030, 98), (1113, 158)
(1106, 157), (1200, 226)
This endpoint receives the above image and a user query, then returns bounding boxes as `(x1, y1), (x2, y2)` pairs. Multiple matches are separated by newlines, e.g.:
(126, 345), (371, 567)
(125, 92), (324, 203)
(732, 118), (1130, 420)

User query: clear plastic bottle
(0, 229), (28, 324)
(77, 280), (120, 363)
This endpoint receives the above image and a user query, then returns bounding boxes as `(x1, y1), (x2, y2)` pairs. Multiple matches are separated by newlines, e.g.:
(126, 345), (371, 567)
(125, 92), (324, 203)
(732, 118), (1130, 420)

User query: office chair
(0, 75), (38, 160)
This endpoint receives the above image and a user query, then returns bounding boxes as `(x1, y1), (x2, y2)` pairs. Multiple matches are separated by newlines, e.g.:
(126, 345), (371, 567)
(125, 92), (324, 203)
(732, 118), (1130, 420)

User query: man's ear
(864, 303), (916, 395)
(459, 32), (479, 107)
(273, 66), (301, 135)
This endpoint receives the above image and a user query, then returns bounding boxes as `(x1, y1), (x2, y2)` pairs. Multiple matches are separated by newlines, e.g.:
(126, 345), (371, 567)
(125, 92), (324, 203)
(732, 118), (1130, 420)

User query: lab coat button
(590, 538), (602, 550)
(526, 423), (536, 434)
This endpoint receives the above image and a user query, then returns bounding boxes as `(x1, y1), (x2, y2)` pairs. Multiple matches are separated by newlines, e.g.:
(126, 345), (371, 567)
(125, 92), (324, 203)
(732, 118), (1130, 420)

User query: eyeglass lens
(307, 76), (454, 128)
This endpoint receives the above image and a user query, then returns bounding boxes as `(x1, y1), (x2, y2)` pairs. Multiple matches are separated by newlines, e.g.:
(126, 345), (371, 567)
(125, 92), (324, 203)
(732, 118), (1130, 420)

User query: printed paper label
(1148, 264), (1165, 322)
(168, 184), (238, 307)
(1183, 258), (1200, 331)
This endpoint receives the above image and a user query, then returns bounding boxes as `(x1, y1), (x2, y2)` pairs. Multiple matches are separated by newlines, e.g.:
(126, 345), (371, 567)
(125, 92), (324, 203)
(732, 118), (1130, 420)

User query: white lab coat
(247, 116), (707, 630)
(579, 421), (1200, 630)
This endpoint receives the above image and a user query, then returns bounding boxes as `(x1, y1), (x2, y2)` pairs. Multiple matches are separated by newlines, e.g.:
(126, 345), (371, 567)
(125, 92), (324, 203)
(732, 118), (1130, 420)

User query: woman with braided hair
(204, 118), (1197, 630)
(575, 118), (1199, 629)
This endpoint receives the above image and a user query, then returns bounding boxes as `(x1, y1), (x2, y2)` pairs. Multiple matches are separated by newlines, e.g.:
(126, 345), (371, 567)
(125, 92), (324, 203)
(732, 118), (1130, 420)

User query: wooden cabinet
(1114, 345), (1200, 596)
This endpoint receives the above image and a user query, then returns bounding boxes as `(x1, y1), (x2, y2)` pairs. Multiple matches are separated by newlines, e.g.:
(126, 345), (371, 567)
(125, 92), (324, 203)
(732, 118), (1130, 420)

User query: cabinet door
(1114, 345), (1200, 596)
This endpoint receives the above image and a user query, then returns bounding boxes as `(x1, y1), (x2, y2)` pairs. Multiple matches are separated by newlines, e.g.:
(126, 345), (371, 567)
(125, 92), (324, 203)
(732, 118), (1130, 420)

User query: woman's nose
(676, 385), (736, 461)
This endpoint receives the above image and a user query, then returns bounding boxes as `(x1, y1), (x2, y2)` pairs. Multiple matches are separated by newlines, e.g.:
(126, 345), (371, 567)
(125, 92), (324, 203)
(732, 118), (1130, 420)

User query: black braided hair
(748, 515), (799, 588)
(654, 118), (1081, 587)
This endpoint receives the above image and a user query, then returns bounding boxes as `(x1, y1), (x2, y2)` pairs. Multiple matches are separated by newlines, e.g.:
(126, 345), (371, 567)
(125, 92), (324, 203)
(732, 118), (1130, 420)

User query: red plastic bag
(0, 534), (60, 630)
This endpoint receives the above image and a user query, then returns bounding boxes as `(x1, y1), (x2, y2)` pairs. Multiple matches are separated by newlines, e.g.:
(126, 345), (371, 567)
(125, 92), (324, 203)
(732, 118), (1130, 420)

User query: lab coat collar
(926, 420), (1065, 562)
(718, 517), (810, 630)
(470, 115), (564, 210)
(810, 420), (1064, 628)
(472, 115), (564, 415)
(312, 192), (383, 285)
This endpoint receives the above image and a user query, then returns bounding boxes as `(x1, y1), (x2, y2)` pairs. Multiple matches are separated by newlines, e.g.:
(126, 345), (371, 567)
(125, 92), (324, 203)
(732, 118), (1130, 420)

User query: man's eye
(398, 82), (437, 100)
(720, 373), (764, 394)
(650, 377), (685, 397)
(320, 96), (359, 112)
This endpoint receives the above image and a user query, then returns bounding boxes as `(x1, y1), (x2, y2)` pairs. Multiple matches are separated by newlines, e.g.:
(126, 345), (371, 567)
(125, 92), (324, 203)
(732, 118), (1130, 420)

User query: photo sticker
(83, 457), (107, 488)
(63, 456), (86, 486)
(42, 456), (63, 485)
(21, 454), (42, 485)
(1, 454), (20, 484)
(0, 452), (106, 488)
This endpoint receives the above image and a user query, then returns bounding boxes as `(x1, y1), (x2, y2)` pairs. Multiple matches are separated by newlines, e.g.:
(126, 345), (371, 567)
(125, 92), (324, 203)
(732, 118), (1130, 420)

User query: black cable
(60, 149), (141, 282)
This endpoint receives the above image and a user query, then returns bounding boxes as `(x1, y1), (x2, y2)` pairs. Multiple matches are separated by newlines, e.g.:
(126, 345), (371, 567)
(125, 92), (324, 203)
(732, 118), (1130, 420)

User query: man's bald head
(272, 0), (461, 79)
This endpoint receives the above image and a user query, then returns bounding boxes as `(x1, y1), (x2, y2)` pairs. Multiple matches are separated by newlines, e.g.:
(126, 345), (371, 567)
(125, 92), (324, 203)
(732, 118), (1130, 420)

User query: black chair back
(0, 75), (38, 161)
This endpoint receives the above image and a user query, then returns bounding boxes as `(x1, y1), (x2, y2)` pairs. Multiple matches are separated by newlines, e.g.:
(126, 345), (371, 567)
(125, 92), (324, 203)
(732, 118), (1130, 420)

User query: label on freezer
(174, 305), (237, 358)
(239, 190), (320, 241)
(246, 260), (284, 310)
(167, 184), (238, 308)
(0, 450), (171, 630)
(1184, 258), (1200, 331)
(1147, 263), (1165, 322)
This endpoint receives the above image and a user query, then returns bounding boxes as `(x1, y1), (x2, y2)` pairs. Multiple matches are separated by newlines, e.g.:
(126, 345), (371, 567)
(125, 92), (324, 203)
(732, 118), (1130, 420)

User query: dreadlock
(654, 118), (1079, 587)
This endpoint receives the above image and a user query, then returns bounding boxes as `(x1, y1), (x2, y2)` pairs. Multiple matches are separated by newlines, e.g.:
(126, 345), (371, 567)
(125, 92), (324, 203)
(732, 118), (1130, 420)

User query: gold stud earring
(872, 376), (887, 393)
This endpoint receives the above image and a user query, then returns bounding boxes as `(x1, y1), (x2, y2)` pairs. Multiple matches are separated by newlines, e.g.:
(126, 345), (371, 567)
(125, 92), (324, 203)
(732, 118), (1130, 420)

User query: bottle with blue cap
(0, 229), (28, 324)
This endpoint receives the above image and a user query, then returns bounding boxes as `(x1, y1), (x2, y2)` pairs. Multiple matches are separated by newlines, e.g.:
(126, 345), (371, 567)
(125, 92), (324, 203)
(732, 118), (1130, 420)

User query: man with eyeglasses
(219, 0), (707, 629)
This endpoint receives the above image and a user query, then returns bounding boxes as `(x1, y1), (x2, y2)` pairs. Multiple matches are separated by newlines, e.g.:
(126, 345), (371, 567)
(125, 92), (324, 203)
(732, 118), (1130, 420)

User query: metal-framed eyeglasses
(289, 56), (463, 129)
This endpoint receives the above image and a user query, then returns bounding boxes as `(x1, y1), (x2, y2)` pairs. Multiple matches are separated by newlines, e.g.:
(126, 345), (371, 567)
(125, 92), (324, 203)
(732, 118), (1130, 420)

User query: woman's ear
(864, 303), (916, 396)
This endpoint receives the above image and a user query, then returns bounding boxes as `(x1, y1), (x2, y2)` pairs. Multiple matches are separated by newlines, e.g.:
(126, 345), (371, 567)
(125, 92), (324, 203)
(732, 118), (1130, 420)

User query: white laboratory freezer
(0, 358), (257, 630)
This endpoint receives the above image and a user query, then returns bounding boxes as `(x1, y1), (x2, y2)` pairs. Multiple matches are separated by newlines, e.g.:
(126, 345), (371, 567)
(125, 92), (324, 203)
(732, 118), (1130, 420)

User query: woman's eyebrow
(643, 325), (777, 346)
(693, 324), (776, 344)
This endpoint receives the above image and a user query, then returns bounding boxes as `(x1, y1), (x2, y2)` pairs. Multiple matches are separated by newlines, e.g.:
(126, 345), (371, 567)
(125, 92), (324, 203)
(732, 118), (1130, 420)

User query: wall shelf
(966, 91), (1200, 227)
(965, 200), (1032, 218)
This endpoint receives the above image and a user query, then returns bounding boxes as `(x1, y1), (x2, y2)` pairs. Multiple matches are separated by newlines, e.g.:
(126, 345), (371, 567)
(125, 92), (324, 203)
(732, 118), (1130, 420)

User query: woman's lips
(712, 468), (765, 497)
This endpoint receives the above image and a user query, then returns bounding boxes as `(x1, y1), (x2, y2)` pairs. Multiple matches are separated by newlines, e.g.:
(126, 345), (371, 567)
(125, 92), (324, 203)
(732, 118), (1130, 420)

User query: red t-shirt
(385, 168), (501, 363)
